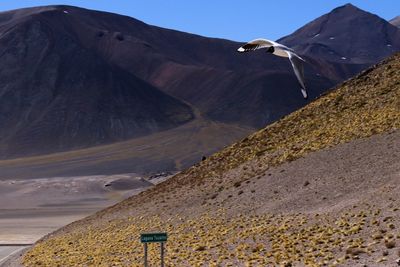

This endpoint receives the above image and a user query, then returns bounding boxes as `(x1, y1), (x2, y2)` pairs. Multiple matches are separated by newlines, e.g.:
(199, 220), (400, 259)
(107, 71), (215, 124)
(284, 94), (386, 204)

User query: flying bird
(237, 38), (308, 99)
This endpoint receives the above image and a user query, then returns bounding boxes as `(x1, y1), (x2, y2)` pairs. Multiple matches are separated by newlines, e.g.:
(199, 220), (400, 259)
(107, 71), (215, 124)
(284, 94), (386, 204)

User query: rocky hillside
(22, 52), (400, 266)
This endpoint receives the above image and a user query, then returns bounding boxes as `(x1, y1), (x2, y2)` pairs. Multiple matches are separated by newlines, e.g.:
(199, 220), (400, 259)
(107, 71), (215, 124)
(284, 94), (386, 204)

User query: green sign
(141, 233), (168, 243)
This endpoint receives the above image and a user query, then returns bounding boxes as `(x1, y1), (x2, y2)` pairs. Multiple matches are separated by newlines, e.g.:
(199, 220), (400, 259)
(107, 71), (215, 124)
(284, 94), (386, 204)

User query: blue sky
(0, 1), (399, 41)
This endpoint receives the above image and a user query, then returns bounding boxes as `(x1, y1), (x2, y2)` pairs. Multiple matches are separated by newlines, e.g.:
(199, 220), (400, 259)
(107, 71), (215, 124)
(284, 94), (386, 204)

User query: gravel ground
(22, 130), (400, 267)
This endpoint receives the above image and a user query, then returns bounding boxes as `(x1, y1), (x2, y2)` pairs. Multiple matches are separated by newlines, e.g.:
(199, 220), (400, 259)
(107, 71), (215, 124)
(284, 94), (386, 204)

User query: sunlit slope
(23, 53), (400, 266)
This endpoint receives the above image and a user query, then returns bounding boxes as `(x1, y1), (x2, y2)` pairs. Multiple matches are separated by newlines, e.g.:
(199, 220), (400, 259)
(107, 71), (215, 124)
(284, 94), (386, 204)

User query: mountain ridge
(0, 4), (399, 165)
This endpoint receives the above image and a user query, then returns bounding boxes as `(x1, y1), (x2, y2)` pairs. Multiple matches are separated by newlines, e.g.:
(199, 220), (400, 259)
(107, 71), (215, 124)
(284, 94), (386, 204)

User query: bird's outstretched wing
(237, 38), (308, 99)
(238, 39), (295, 58)
(286, 51), (308, 99)
(237, 38), (275, 52)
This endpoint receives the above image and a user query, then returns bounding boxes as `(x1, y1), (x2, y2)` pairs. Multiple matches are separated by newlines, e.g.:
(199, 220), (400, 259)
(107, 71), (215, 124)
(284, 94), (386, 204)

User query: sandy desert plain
(0, 172), (169, 266)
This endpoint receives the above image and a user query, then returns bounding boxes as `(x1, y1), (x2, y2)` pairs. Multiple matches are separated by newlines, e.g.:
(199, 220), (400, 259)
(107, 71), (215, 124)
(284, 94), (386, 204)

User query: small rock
(376, 257), (387, 263)
(210, 193), (218, 200)
(383, 250), (389, 256)
(195, 245), (206, 251)
(385, 240), (396, 249)
(383, 216), (393, 222)
(233, 181), (241, 187)
(346, 247), (366, 256)
(373, 233), (384, 240)
(303, 181), (310, 187)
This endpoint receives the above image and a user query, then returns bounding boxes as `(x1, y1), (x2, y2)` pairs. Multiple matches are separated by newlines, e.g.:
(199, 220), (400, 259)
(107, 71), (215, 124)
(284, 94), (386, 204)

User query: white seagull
(237, 38), (308, 99)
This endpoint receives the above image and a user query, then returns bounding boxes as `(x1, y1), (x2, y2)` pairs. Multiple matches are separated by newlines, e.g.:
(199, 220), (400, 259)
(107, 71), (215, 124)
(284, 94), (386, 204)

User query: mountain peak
(279, 3), (400, 64)
(390, 16), (400, 27)
(339, 3), (357, 9)
(330, 3), (371, 16)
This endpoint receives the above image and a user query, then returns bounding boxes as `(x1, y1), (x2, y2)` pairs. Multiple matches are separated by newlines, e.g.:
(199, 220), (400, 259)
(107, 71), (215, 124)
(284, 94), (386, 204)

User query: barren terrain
(20, 53), (400, 266)
(0, 118), (253, 179)
(0, 173), (162, 244)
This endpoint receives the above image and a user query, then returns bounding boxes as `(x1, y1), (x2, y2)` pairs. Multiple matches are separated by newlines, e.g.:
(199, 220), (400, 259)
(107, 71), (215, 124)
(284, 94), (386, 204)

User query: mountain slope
(23, 53), (400, 266)
(0, 7), (194, 158)
(0, 118), (253, 179)
(1, 4), (399, 160)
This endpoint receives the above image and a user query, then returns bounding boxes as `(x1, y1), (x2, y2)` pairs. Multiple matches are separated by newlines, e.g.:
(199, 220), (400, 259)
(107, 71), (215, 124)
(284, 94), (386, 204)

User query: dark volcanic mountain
(0, 6), (195, 157)
(280, 4), (400, 64)
(0, 4), (398, 160)
(279, 4), (400, 81)
(390, 16), (400, 27)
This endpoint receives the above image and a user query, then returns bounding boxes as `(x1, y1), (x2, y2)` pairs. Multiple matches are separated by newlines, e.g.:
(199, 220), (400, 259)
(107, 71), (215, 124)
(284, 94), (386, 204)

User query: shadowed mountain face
(0, 4), (398, 160)
(0, 7), (196, 157)
(390, 16), (400, 27)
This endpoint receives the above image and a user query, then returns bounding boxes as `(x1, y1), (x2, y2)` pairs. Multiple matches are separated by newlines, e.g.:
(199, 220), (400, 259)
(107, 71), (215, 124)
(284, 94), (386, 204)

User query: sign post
(140, 232), (168, 267)
(144, 243), (148, 267)
(160, 242), (164, 267)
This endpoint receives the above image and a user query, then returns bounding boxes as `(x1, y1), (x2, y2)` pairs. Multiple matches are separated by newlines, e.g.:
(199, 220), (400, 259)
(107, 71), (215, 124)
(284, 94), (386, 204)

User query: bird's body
(237, 38), (308, 99)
